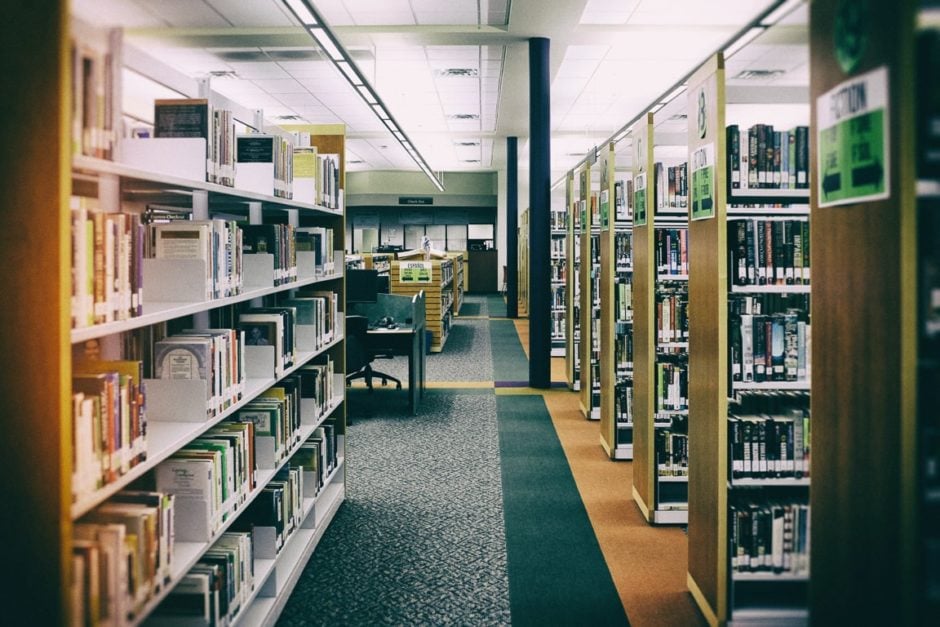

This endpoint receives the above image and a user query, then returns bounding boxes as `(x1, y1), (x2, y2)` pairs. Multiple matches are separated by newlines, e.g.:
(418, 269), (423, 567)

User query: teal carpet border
(496, 394), (629, 626)
(489, 319), (529, 383)
(488, 293), (507, 318)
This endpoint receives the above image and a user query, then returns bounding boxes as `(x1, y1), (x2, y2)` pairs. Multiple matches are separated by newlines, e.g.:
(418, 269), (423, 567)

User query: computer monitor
(346, 269), (380, 304)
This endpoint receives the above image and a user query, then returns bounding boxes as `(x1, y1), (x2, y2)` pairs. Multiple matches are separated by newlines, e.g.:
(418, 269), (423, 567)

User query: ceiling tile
(203, 0), (295, 27)
(226, 62), (291, 79)
(556, 57), (601, 79)
(413, 10), (479, 25)
(252, 78), (309, 94)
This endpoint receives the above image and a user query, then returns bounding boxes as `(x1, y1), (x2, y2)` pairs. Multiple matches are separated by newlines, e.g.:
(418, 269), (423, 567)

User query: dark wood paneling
(809, 1), (917, 624)
(0, 0), (69, 620)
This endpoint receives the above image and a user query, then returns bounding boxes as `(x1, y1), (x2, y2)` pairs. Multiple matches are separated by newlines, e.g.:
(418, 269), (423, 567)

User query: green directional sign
(399, 261), (432, 283)
(600, 189), (610, 229)
(817, 66), (890, 207)
(634, 174), (647, 226)
(690, 143), (715, 220)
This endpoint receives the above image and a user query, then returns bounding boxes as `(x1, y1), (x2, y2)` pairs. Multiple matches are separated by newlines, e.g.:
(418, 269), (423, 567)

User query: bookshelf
(685, 29), (814, 621)
(446, 251), (466, 317)
(361, 252), (392, 276)
(631, 97), (693, 525)
(807, 1), (936, 624)
(599, 143), (635, 459)
(518, 208), (530, 317)
(565, 172), (581, 390)
(551, 200), (568, 356)
(390, 258), (454, 352)
(5, 10), (350, 623)
(578, 163), (601, 420)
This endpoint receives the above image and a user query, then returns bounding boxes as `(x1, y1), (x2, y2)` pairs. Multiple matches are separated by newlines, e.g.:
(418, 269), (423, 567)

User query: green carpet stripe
(459, 302), (482, 316)
(489, 319), (529, 382)
(488, 294), (507, 318)
(497, 395), (629, 627)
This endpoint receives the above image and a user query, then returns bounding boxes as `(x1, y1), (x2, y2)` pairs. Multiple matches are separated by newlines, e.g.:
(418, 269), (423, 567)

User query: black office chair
(345, 315), (402, 391)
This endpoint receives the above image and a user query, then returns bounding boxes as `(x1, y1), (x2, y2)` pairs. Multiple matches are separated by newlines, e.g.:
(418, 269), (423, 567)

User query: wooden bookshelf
(445, 251), (466, 317)
(579, 162), (601, 420)
(390, 258), (454, 352)
(808, 1), (926, 624)
(687, 38), (815, 622)
(9, 11), (350, 622)
(565, 172), (580, 390)
(599, 143), (635, 459)
(631, 113), (658, 522)
(551, 201), (568, 356)
(518, 208), (529, 317)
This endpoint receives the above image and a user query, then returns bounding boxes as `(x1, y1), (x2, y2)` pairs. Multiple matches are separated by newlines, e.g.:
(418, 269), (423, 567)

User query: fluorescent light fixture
(725, 26), (766, 58)
(759, 0), (804, 26)
(283, 0), (318, 25)
(280, 0), (444, 191)
(356, 85), (377, 104)
(335, 61), (363, 86)
(307, 27), (343, 61)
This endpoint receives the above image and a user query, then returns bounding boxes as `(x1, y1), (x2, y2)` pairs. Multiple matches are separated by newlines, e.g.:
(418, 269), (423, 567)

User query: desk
(366, 326), (426, 414)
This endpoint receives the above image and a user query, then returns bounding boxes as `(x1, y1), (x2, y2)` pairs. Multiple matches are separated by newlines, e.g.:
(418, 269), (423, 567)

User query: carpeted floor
(497, 394), (629, 626)
(278, 294), (631, 626)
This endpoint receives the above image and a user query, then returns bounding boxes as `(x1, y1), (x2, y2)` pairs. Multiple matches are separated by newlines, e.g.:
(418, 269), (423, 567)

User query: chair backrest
(345, 315), (369, 374)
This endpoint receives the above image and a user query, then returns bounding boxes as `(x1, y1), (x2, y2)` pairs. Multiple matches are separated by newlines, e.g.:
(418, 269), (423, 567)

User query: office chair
(345, 314), (402, 391)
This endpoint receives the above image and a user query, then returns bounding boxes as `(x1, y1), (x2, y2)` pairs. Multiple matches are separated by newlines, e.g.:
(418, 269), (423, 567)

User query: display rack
(390, 258), (454, 353)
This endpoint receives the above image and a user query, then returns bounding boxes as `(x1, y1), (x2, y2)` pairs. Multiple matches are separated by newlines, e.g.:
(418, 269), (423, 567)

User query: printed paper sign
(690, 142), (716, 220)
(399, 261), (432, 283)
(816, 66), (890, 207)
(600, 189), (610, 230)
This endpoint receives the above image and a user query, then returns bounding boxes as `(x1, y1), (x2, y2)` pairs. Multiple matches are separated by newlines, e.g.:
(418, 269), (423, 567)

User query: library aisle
(278, 295), (700, 626)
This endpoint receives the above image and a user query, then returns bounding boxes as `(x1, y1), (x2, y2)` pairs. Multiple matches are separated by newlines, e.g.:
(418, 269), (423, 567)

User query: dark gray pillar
(506, 136), (518, 318)
(528, 37), (550, 388)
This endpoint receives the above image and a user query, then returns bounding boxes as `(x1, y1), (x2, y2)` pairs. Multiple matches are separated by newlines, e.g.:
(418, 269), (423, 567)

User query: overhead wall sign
(816, 66), (890, 207)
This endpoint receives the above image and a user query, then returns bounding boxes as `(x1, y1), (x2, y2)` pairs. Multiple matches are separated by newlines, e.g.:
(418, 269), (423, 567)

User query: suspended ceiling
(72, 0), (808, 182)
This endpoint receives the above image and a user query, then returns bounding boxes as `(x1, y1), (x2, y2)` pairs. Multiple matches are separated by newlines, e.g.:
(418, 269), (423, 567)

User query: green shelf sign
(634, 174), (647, 226)
(399, 261), (432, 283)
(817, 66), (890, 207)
(690, 143), (715, 221)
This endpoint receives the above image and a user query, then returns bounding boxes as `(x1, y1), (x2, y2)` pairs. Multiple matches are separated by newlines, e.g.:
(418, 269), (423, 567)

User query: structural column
(506, 136), (519, 318)
(528, 37), (551, 388)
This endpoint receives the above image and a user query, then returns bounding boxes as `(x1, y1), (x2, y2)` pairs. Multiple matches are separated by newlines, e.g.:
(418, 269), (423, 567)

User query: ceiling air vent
(462, 159), (481, 163)
(732, 69), (785, 80)
(669, 113), (687, 121)
(437, 68), (479, 77)
(448, 114), (480, 120)
(455, 141), (480, 146)
(208, 70), (239, 78)
(275, 115), (302, 121)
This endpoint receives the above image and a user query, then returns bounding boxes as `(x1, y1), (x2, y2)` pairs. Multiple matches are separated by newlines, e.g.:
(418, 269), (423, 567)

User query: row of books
(153, 99), (237, 187)
(730, 500), (810, 575)
(656, 362), (689, 412)
(551, 259), (567, 282)
(615, 333), (634, 372)
(615, 380), (634, 424)
(551, 237), (565, 258)
(72, 360), (148, 502)
(71, 200), (145, 327)
(155, 420), (260, 541)
(656, 228), (689, 276)
(550, 208), (567, 231)
(292, 132), (342, 209)
(551, 285), (566, 310)
(150, 219), (245, 301)
(154, 328), (247, 418)
(657, 291), (689, 344)
(729, 312), (811, 384)
(614, 179), (634, 222)
(71, 36), (115, 160)
(729, 412), (811, 480)
(615, 231), (633, 268)
(236, 134), (295, 199)
(73, 490), (176, 625)
(241, 223), (296, 287)
(616, 280), (633, 322)
(656, 428), (688, 477)
(727, 124), (810, 191)
(152, 531), (254, 626)
(728, 218), (811, 286)
(551, 311), (565, 340)
(654, 162), (689, 210)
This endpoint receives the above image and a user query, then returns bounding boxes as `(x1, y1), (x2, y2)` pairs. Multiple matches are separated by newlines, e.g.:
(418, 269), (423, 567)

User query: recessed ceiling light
(436, 68), (479, 77)
(732, 69), (785, 80)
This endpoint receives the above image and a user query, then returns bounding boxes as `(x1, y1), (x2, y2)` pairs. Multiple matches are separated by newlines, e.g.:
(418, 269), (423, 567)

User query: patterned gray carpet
(368, 296), (495, 383)
(278, 312), (511, 625)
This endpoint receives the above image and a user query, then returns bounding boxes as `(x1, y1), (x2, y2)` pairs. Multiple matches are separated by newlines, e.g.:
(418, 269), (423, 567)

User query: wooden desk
(366, 326), (426, 414)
